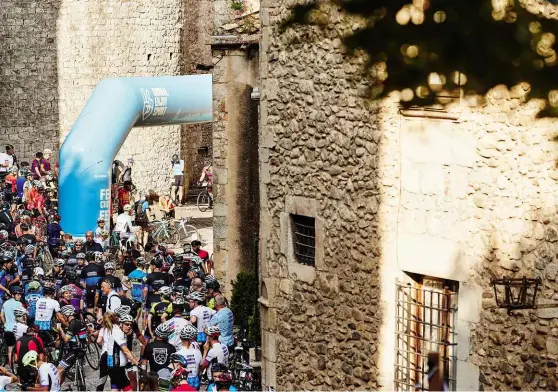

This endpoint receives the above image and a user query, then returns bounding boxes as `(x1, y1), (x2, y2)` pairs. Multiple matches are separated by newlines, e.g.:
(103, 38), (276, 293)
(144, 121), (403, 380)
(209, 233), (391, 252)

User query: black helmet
(10, 286), (23, 295)
(211, 363), (228, 373)
(172, 266), (184, 278)
(85, 251), (95, 261)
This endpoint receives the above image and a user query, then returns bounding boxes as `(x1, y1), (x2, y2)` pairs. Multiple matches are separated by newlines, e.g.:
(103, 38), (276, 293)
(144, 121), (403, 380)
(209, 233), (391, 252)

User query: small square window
(291, 214), (316, 266)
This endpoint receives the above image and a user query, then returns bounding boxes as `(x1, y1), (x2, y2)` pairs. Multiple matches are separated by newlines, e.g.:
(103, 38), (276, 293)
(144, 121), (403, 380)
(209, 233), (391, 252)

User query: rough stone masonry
(258, 0), (558, 390)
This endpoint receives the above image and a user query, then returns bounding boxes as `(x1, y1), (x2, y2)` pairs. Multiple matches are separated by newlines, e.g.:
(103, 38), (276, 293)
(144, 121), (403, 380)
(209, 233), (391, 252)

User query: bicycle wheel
(85, 340), (100, 370)
(162, 228), (179, 245)
(197, 191), (210, 212)
(177, 224), (200, 242)
(0, 338), (8, 367)
(75, 361), (87, 391)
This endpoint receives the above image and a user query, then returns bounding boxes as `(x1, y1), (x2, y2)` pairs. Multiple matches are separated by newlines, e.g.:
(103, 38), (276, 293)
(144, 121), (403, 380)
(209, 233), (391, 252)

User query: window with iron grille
(394, 275), (458, 391)
(291, 214), (315, 266)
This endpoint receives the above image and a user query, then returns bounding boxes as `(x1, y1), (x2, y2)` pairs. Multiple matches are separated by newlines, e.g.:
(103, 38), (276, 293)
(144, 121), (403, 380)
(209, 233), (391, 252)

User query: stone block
(456, 360), (480, 391)
(288, 262), (316, 284)
(262, 331), (277, 362)
(458, 284), (481, 323)
(397, 234), (469, 282)
(214, 167), (228, 184)
(213, 202), (227, 217)
(420, 165), (445, 195)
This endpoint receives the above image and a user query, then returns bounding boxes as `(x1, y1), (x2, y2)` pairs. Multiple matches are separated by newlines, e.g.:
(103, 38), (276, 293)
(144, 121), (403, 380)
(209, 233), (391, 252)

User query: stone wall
(0, 0), (61, 163)
(259, 0), (558, 391)
(213, 46), (260, 291)
(56, 0), (187, 195)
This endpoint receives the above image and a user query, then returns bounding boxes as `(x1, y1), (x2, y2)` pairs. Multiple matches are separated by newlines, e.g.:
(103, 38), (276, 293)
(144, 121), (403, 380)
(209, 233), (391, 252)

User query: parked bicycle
(172, 216), (201, 243)
(148, 217), (179, 245)
(197, 184), (212, 213)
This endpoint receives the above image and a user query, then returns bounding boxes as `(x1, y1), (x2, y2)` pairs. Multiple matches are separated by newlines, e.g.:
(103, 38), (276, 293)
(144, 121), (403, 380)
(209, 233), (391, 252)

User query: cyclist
(208, 294), (234, 350)
(176, 325), (202, 389)
(13, 307), (29, 340)
(14, 325), (45, 375)
(21, 350), (60, 392)
(65, 271), (84, 314)
(79, 251), (105, 313)
(25, 281), (43, 325)
(0, 364), (18, 391)
(201, 326), (229, 379)
(167, 297), (191, 350)
(97, 262), (122, 314)
(0, 256), (15, 302)
(207, 371), (238, 392)
(2, 286), (24, 366)
(56, 305), (88, 385)
(97, 312), (140, 392)
(34, 286), (63, 347)
(170, 366), (197, 391)
(141, 323), (176, 388)
(147, 286), (173, 342)
(188, 291), (215, 343)
(58, 285), (73, 309)
(50, 259), (68, 293)
(123, 257), (147, 305)
(99, 279), (122, 317)
(74, 252), (86, 278)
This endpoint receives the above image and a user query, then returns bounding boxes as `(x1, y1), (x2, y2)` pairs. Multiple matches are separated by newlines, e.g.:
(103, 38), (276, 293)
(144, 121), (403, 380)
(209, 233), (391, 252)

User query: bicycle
(61, 344), (87, 391)
(196, 184), (213, 213)
(172, 217), (201, 243)
(148, 218), (179, 245)
(82, 309), (101, 370)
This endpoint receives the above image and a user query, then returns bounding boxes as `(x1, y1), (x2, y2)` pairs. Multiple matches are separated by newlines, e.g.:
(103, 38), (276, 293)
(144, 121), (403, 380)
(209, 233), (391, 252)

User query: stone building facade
(258, 0), (558, 391)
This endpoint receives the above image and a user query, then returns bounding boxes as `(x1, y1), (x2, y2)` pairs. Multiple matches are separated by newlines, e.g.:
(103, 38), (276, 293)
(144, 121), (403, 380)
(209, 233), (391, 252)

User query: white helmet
(33, 267), (45, 276)
(94, 251), (104, 262)
(14, 308), (28, 318)
(24, 245), (35, 255)
(104, 262), (116, 271)
(160, 286), (172, 296)
(180, 325), (198, 340)
(123, 204), (132, 212)
(155, 322), (171, 339)
(119, 314), (134, 323)
(115, 305), (131, 317)
(206, 325), (220, 336)
(60, 305), (75, 316)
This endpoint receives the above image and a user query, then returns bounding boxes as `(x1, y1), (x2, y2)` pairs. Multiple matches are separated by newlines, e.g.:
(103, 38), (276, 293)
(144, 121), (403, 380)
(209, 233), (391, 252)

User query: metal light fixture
(491, 276), (542, 314)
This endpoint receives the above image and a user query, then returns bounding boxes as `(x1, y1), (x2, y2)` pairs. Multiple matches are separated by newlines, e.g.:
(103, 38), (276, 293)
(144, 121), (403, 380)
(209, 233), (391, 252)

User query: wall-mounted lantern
(491, 276), (542, 315)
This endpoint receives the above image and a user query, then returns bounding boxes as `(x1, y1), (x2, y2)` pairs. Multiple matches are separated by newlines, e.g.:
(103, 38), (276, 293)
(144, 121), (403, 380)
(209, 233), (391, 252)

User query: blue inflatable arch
(59, 75), (213, 237)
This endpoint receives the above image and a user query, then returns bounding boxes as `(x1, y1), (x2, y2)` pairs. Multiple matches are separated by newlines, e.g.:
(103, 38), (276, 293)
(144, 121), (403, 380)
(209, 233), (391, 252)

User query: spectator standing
(31, 152), (44, 180)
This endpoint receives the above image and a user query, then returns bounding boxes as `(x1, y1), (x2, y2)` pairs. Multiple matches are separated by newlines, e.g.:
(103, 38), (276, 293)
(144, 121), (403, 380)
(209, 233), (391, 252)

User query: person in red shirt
(118, 182), (132, 214)
(191, 240), (209, 261)
(5, 167), (17, 193)
(34, 184), (46, 216)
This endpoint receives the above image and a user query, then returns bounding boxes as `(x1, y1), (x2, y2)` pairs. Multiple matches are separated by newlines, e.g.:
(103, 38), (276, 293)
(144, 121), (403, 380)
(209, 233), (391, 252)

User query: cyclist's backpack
(135, 201), (148, 225)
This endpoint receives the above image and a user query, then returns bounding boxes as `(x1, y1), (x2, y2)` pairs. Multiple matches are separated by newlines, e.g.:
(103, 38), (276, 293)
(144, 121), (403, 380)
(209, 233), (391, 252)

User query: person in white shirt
(34, 287), (63, 332)
(97, 280), (122, 322)
(114, 204), (133, 235)
(0, 365), (18, 392)
(0, 152), (13, 174)
(12, 308), (29, 340)
(187, 292), (215, 343)
(22, 350), (60, 392)
(96, 312), (139, 392)
(201, 326), (228, 380)
(176, 325), (202, 388)
(167, 298), (191, 350)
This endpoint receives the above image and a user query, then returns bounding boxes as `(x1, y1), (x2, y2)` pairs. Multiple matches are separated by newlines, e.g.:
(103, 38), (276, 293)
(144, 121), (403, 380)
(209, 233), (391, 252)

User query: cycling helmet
(135, 257), (147, 265)
(2, 251), (13, 262)
(175, 254), (184, 264)
(10, 286), (23, 295)
(33, 267), (44, 277)
(172, 266), (184, 277)
(85, 251), (95, 261)
(28, 281), (41, 291)
(173, 285), (186, 295)
(76, 253), (85, 259)
(172, 154), (179, 162)
(24, 244), (35, 255)
(104, 262), (116, 271)
(206, 279), (221, 291)
(8, 166), (17, 173)
(60, 305), (75, 316)
(180, 325), (198, 340)
(94, 251), (104, 262)
(32, 180), (41, 187)
(60, 285), (73, 294)
(211, 363), (229, 374)
(214, 372), (233, 384)
(22, 350), (39, 367)
(188, 291), (204, 303)
(205, 275), (217, 284)
(54, 259), (65, 267)
(97, 218), (105, 223)
(123, 204), (132, 212)
(119, 314), (134, 323)
(159, 286), (172, 296)
(14, 307), (28, 318)
(206, 325), (220, 337)
(74, 239), (83, 245)
(170, 353), (187, 367)
(155, 322), (171, 339)
(171, 367), (190, 387)
(115, 305), (132, 317)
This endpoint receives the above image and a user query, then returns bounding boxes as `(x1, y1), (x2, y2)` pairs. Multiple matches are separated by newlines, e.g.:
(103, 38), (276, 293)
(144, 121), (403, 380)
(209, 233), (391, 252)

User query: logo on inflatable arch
(141, 87), (170, 120)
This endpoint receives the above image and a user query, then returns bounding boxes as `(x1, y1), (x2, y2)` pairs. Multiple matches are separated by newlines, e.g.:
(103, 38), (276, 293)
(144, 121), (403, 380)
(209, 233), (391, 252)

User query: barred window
(291, 214), (315, 266)
(394, 275), (458, 391)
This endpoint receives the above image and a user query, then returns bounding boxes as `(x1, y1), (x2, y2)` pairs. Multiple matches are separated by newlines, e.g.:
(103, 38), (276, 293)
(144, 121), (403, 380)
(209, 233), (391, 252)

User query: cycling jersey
(80, 263), (105, 289)
(122, 258), (136, 277)
(207, 384), (238, 392)
(167, 316), (191, 350)
(205, 343), (229, 378)
(143, 272), (171, 294)
(52, 272), (68, 293)
(150, 300), (172, 331)
(25, 292), (43, 318)
(176, 345), (202, 378)
(12, 321), (28, 340)
(65, 318), (88, 345)
(34, 297), (60, 330)
(68, 283), (83, 313)
(127, 269), (146, 302)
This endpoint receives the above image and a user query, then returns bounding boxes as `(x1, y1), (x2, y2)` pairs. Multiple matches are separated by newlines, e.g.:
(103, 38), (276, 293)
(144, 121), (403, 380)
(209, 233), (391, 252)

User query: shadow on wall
(0, 1), (61, 160)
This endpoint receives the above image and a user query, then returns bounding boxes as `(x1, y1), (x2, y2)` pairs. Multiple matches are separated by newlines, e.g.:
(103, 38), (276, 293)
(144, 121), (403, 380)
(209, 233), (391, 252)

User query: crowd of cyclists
(0, 146), (240, 392)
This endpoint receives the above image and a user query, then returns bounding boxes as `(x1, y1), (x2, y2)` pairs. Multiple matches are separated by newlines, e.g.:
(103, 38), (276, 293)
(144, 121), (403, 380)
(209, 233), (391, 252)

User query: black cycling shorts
(59, 351), (77, 370)
(4, 331), (15, 347)
(174, 175), (184, 187)
(85, 288), (97, 309)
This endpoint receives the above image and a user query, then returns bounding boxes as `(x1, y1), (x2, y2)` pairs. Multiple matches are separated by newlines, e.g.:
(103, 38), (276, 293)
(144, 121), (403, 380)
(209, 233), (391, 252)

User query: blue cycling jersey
(127, 269), (147, 302)
(80, 264), (105, 288)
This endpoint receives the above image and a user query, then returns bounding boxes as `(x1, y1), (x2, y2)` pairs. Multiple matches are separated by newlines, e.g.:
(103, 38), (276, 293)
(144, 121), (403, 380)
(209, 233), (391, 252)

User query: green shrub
(231, 1), (244, 11)
(230, 271), (260, 344)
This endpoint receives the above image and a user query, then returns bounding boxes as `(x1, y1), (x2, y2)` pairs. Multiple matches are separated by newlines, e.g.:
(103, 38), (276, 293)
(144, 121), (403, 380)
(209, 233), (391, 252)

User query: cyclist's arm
(57, 325), (71, 343)
(147, 313), (154, 337)
(135, 329), (148, 347)
(0, 310), (5, 325)
(55, 311), (64, 324)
